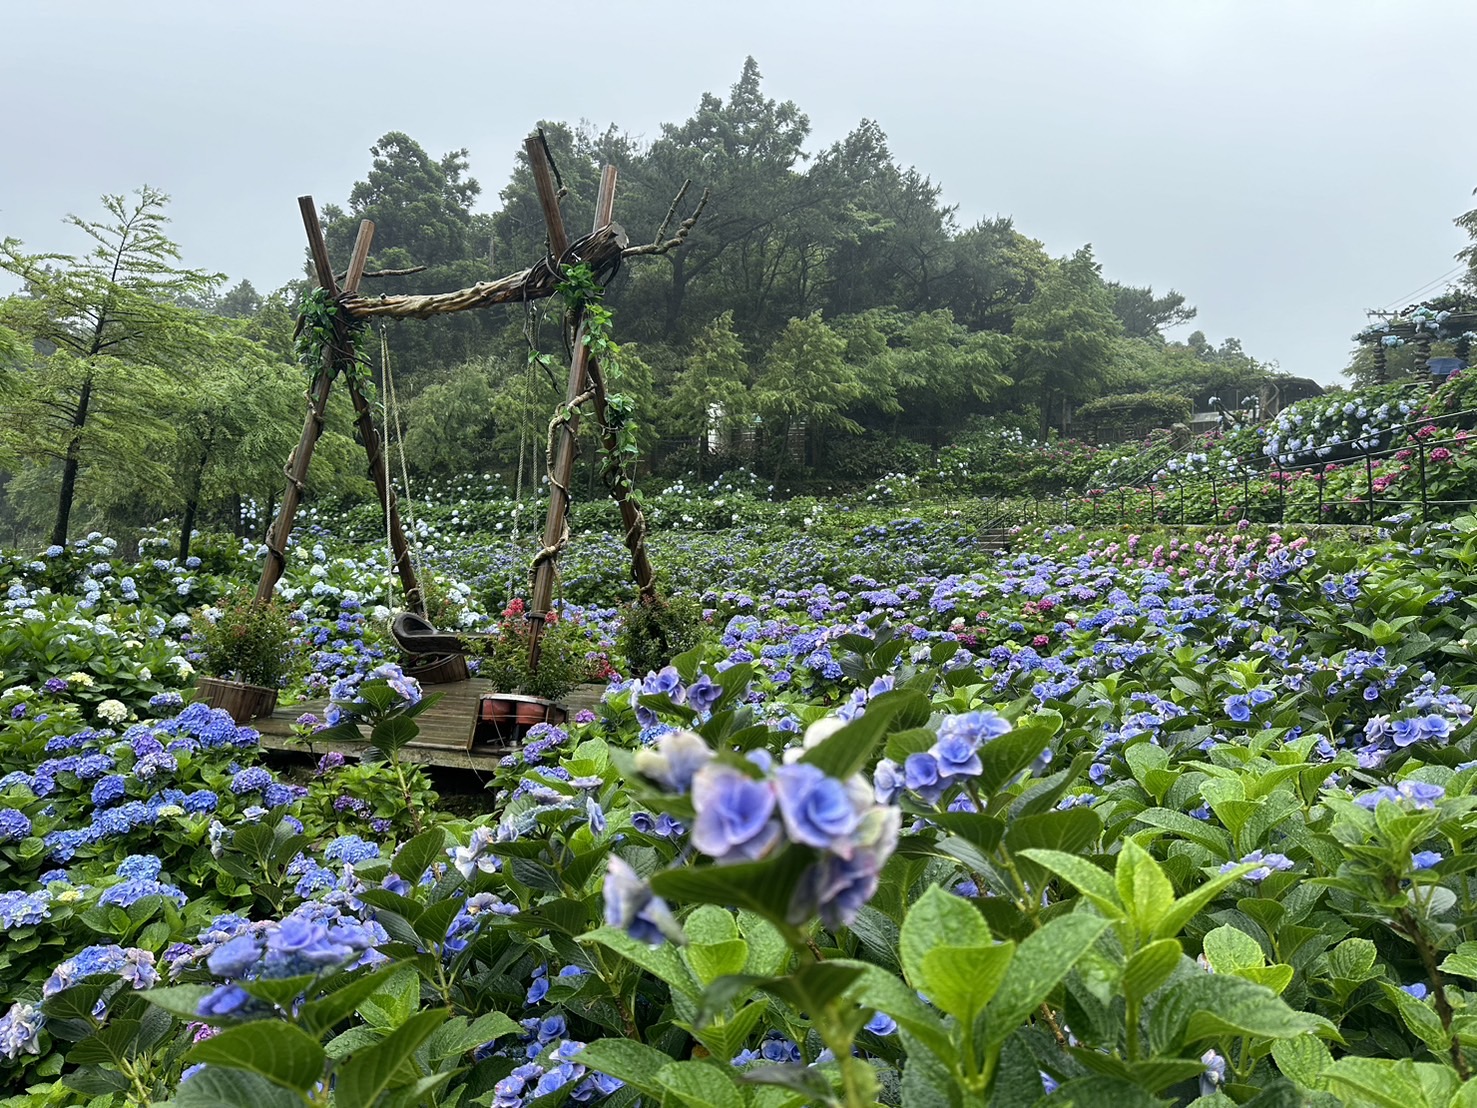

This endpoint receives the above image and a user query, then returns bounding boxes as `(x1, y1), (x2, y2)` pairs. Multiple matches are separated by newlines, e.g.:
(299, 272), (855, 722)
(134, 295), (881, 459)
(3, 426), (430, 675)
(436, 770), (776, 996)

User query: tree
(627, 57), (816, 341)
(942, 219), (1052, 334)
(1010, 247), (1122, 438)
(754, 312), (860, 479)
(0, 188), (224, 545)
(402, 357), (501, 478)
(669, 311), (751, 477)
(320, 133), (493, 383)
(1107, 282), (1196, 341)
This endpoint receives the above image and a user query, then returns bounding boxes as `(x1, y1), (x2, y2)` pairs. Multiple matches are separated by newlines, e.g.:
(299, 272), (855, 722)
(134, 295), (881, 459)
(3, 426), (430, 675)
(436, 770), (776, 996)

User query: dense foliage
(1, 490), (1476, 1106)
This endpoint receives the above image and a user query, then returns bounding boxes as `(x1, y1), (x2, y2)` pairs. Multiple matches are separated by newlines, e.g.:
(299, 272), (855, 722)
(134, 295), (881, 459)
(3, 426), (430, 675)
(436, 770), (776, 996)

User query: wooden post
(256, 198), (349, 603)
(338, 221), (425, 616)
(525, 137), (589, 669)
(583, 167), (657, 604)
(255, 206), (424, 615)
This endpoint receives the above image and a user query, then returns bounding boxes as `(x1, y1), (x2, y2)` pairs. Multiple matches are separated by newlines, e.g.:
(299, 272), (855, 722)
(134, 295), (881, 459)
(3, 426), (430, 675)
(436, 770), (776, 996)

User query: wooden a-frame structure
(255, 133), (704, 666)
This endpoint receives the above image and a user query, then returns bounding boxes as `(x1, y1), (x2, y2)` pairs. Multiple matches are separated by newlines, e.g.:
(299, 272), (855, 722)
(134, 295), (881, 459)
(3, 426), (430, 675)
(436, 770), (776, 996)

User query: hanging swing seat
(391, 611), (480, 658)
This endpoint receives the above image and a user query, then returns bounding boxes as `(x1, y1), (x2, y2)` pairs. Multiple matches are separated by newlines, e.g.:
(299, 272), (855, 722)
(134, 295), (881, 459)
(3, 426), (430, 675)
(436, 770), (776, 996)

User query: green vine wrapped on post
(295, 286), (373, 387)
(544, 262), (657, 604)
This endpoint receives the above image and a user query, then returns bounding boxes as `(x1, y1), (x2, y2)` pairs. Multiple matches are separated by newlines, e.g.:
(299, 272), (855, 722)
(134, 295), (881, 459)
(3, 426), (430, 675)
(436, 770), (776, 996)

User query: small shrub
(196, 591), (293, 686)
(619, 594), (705, 677)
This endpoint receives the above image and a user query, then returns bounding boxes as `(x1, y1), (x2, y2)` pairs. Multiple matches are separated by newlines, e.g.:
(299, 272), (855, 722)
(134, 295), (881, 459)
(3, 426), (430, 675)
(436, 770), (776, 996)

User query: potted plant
(193, 591), (293, 722)
(472, 599), (602, 745)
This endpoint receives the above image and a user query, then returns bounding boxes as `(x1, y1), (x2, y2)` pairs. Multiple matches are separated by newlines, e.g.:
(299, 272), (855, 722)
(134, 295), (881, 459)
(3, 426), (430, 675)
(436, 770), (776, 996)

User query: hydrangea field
(4, 500), (1477, 1107)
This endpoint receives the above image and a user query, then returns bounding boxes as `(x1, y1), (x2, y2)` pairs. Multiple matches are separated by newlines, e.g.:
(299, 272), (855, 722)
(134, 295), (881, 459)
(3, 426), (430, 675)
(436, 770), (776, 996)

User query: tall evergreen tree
(669, 311), (751, 477)
(0, 188), (224, 545)
(1010, 247), (1122, 438)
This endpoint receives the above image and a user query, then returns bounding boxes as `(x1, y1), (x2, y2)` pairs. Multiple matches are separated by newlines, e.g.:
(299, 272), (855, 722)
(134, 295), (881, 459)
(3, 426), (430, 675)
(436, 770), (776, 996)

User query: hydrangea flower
(0, 1002), (43, 1060)
(690, 765), (781, 863)
(603, 856), (681, 946)
(0, 809), (32, 843)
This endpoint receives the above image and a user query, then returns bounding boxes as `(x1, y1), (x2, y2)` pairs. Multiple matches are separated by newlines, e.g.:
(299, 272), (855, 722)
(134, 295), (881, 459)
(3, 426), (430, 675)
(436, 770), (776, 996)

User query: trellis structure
(255, 133), (706, 667)
(1356, 293), (1477, 384)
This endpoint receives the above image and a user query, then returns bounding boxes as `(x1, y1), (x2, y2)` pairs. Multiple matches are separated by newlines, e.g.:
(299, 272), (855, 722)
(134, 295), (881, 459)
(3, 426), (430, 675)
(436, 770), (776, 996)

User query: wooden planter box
(474, 693), (569, 749)
(196, 676), (278, 723)
(403, 653), (470, 685)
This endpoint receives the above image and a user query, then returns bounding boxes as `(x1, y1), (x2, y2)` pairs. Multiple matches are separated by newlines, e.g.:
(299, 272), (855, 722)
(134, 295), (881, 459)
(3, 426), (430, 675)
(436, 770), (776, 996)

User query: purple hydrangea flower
(603, 856), (680, 945)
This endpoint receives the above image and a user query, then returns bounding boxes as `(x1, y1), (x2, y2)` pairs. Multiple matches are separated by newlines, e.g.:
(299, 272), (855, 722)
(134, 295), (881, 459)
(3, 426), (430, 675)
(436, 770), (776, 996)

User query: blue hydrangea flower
(690, 765), (780, 863)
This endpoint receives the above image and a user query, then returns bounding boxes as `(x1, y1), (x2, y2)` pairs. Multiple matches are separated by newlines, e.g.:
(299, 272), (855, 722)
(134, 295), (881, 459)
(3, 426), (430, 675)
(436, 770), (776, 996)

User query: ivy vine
(554, 263), (642, 498)
(295, 286), (373, 386)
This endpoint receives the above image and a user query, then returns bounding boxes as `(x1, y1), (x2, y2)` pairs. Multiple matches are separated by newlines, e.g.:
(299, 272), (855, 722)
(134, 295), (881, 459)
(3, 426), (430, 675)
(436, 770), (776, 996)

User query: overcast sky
(3, 1), (1474, 385)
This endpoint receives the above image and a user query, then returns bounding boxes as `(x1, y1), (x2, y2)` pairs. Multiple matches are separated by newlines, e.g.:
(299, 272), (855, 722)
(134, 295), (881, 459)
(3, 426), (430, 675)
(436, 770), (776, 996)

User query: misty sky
(4, 1), (1475, 385)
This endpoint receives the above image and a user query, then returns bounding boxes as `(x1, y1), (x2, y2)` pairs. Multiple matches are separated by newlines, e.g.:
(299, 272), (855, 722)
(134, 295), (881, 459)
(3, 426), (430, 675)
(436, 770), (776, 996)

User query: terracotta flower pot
(476, 693), (568, 747)
(196, 676), (278, 723)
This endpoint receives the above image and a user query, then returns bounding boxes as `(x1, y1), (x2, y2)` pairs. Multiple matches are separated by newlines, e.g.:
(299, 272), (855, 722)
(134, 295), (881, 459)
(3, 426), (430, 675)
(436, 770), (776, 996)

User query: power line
(1375, 264), (1467, 313)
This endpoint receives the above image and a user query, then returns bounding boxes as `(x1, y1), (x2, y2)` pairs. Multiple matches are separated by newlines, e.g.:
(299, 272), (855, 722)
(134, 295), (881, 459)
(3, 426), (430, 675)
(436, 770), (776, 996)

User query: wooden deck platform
(253, 679), (608, 773)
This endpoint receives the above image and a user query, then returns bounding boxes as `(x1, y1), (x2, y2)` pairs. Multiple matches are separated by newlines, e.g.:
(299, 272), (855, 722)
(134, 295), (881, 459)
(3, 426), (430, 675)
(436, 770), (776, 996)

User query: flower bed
(4, 507), (1477, 1104)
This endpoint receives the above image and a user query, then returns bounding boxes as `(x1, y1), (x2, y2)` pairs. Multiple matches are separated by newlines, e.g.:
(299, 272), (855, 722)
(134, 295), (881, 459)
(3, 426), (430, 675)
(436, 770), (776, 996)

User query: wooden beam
(256, 206), (424, 615)
(299, 196), (338, 293)
(528, 135), (571, 258)
(584, 166), (657, 603)
(337, 224), (627, 320)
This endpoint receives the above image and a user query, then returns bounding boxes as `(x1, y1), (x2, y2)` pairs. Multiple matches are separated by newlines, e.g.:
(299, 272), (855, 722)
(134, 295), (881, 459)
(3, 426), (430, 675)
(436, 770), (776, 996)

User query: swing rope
(378, 324), (421, 618)
(506, 350), (536, 600)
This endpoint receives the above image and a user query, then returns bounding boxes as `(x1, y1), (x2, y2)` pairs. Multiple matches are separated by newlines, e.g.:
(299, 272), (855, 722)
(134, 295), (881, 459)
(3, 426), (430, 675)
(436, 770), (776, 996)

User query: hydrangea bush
(7, 498), (1477, 1105)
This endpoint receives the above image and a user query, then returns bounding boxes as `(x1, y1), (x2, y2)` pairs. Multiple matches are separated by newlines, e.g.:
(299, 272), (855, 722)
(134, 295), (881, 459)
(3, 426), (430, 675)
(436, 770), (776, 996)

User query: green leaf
(656, 1059), (746, 1108)
(1116, 839), (1175, 942)
(1005, 807), (1102, 859)
(67, 1019), (141, 1066)
(582, 925), (698, 999)
(1123, 939), (1182, 1004)
(238, 972), (318, 1011)
(1150, 973), (1321, 1055)
(928, 810), (1005, 855)
(686, 939), (750, 986)
(838, 959), (954, 1063)
(174, 1066), (304, 1108)
(391, 828), (447, 883)
(800, 692), (914, 778)
(920, 942), (1015, 1024)
(187, 1021), (326, 1094)
(1440, 941), (1477, 981)
(41, 976), (117, 1025)
(1134, 807), (1233, 855)
(298, 964), (402, 1037)
(60, 1066), (132, 1096)
(900, 885), (990, 991)
(357, 969), (421, 1029)
(651, 845), (813, 937)
(977, 711), (1061, 795)
(759, 961), (864, 1014)
(143, 983), (214, 1021)
(986, 913), (1110, 1045)
(1202, 925), (1266, 975)
(1319, 1057), (1429, 1108)
(370, 714), (419, 755)
(335, 1007), (449, 1108)
(1269, 1033), (1333, 1091)
(1326, 937), (1379, 982)
(1019, 849), (1123, 919)
(1152, 864), (1254, 942)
